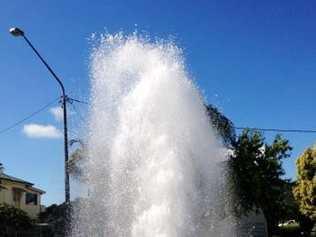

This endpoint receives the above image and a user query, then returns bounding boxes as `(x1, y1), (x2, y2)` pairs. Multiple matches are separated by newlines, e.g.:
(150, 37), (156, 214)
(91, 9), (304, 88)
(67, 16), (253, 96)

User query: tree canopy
(206, 104), (236, 147)
(293, 146), (316, 222)
(68, 139), (86, 182)
(229, 130), (293, 235)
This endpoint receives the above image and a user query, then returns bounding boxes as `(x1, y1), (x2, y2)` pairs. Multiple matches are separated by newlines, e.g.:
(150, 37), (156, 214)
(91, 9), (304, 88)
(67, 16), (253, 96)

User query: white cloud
(23, 123), (62, 139)
(50, 106), (63, 122)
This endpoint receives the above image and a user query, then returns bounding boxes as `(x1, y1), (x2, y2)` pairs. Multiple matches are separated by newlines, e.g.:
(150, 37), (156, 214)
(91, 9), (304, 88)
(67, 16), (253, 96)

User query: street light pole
(9, 27), (70, 205)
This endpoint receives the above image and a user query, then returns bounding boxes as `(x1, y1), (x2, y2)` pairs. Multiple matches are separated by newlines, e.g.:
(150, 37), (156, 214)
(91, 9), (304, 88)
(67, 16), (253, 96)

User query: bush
(39, 203), (69, 236)
(0, 203), (33, 235)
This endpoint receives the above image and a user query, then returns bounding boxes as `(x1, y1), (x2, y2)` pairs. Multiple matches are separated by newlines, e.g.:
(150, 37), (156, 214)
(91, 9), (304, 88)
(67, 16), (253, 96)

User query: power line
(68, 97), (88, 105)
(69, 98), (316, 134)
(4, 96), (315, 135)
(235, 127), (316, 134)
(0, 97), (60, 135)
(69, 102), (86, 124)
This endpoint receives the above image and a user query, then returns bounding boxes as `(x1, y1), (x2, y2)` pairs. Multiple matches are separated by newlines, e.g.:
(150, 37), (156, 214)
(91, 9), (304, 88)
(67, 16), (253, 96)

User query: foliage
(39, 199), (84, 236)
(68, 139), (86, 182)
(0, 203), (33, 235)
(69, 148), (84, 180)
(229, 130), (292, 235)
(39, 203), (68, 236)
(293, 146), (316, 222)
(205, 105), (314, 235)
(206, 104), (236, 147)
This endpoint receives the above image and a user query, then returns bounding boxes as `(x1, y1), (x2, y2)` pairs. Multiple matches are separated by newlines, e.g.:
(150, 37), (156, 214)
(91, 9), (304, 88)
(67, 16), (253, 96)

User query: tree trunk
(266, 220), (273, 237)
(262, 210), (274, 237)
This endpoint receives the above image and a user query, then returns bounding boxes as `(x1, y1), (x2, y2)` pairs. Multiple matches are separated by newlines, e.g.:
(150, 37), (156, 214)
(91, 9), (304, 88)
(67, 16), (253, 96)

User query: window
(12, 188), (24, 208)
(25, 192), (37, 205)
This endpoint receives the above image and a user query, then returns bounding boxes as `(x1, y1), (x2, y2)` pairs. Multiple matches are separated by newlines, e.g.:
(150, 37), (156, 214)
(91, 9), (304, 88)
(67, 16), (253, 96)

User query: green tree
(68, 139), (86, 182)
(69, 148), (84, 179)
(0, 203), (33, 236)
(229, 130), (292, 236)
(39, 203), (68, 236)
(293, 146), (316, 232)
(206, 104), (236, 147)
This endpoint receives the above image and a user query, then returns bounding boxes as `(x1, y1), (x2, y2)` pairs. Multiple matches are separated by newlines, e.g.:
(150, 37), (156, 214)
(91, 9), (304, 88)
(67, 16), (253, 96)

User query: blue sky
(1, 1), (316, 205)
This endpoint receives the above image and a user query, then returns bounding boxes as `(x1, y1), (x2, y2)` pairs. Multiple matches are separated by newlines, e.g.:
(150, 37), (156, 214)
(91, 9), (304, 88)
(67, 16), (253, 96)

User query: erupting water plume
(71, 33), (236, 237)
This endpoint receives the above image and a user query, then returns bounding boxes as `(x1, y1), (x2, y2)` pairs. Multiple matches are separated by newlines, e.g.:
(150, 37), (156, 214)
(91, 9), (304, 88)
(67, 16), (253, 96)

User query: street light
(9, 27), (24, 37)
(10, 27), (70, 205)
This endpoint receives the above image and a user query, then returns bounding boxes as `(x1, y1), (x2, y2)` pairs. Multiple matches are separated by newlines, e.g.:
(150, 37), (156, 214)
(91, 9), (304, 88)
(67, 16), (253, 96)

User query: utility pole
(9, 27), (70, 205)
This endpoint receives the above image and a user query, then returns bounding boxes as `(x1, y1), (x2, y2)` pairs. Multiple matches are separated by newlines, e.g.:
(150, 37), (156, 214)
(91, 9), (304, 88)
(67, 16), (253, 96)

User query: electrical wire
(68, 97), (316, 134)
(69, 102), (86, 124)
(234, 127), (316, 134)
(3, 95), (315, 135)
(0, 97), (60, 135)
(68, 97), (88, 105)
(69, 97), (316, 134)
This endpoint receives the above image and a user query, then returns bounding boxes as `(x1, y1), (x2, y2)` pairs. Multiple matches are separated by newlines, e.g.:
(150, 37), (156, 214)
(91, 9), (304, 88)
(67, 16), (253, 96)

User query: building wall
(20, 189), (42, 218)
(0, 180), (43, 219)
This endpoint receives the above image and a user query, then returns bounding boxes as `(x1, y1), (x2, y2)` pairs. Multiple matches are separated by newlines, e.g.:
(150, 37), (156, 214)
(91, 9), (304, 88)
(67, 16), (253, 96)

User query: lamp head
(9, 27), (24, 37)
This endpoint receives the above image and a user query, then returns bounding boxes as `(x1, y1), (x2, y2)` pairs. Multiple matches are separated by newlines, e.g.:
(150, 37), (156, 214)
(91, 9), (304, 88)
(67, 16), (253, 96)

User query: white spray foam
(71, 33), (236, 237)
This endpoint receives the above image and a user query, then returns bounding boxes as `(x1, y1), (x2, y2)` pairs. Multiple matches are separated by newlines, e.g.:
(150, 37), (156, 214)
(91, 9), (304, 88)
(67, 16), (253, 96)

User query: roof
(0, 172), (45, 194)
(28, 186), (45, 194)
(0, 173), (33, 186)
